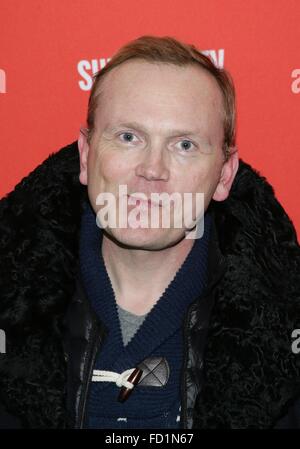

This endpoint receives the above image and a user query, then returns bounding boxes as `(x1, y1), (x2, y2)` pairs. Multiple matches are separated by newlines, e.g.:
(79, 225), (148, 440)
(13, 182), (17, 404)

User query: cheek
(191, 167), (216, 189)
(89, 145), (131, 185)
(188, 163), (222, 199)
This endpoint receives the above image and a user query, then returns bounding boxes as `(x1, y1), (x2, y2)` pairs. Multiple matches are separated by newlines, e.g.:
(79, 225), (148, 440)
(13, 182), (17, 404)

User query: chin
(104, 226), (185, 251)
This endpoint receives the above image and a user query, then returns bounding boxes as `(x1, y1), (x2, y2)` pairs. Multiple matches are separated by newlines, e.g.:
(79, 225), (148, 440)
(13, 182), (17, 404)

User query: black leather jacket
(0, 141), (300, 428)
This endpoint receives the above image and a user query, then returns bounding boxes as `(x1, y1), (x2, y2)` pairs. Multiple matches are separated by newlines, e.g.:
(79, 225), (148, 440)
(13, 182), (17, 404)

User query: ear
(212, 147), (239, 202)
(78, 128), (89, 186)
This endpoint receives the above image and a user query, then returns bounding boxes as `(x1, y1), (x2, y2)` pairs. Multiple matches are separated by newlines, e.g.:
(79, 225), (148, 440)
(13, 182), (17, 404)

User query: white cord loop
(92, 368), (136, 389)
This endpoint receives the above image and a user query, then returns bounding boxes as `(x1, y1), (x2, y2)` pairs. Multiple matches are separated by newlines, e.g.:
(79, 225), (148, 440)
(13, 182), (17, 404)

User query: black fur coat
(0, 141), (300, 428)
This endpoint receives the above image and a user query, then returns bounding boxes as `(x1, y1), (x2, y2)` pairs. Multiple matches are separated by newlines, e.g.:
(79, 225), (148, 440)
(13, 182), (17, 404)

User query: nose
(135, 146), (170, 182)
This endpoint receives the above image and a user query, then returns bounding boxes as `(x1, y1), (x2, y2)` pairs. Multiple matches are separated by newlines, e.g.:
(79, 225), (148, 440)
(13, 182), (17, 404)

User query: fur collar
(0, 141), (299, 428)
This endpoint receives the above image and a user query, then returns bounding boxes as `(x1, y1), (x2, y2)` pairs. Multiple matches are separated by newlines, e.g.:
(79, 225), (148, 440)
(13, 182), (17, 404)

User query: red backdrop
(1, 0), (299, 237)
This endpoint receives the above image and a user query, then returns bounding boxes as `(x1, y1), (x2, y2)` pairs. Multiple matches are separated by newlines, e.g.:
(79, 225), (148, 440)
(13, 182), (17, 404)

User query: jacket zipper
(181, 303), (193, 429)
(180, 255), (227, 429)
(77, 330), (102, 429)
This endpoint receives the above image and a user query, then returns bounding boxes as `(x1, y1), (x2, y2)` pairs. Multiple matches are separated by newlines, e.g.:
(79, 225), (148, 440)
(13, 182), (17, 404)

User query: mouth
(127, 194), (162, 208)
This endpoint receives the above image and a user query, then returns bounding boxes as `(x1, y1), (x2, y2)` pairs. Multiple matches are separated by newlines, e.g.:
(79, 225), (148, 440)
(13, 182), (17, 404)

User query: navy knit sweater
(79, 200), (211, 429)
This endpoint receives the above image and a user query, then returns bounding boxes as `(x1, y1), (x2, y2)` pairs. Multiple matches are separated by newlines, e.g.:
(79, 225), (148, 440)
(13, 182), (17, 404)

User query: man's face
(79, 60), (237, 250)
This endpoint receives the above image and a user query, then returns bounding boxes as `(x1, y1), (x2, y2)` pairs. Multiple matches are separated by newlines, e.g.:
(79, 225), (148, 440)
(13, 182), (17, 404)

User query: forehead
(100, 59), (223, 104)
(93, 59), (224, 137)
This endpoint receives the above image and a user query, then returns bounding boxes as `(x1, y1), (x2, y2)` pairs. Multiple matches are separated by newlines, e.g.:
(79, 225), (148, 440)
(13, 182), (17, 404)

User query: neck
(101, 233), (195, 315)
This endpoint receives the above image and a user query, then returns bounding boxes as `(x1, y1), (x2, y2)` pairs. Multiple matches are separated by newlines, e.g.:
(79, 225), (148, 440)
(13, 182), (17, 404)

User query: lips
(127, 194), (162, 208)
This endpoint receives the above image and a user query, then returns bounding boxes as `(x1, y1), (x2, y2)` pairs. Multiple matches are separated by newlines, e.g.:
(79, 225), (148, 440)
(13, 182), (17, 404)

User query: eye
(119, 132), (139, 143)
(176, 139), (196, 152)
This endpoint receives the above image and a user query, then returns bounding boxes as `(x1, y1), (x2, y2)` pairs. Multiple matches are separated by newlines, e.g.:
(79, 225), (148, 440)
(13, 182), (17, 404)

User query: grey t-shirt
(117, 304), (148, 346)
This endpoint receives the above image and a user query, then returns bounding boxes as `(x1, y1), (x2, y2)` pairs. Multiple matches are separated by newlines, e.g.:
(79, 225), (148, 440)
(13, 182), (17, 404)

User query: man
(0, 35), (299, 429)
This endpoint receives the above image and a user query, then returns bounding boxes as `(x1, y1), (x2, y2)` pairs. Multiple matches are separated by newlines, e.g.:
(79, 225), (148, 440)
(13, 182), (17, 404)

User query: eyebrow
(105, 121), (213, 147)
